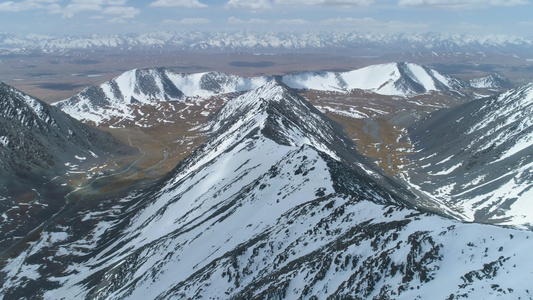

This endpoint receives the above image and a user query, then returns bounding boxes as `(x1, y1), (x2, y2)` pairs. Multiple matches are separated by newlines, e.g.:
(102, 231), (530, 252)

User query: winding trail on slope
(0, 135), (147, 261)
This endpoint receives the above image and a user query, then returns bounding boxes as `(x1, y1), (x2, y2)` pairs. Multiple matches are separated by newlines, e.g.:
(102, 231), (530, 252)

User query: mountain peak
(198, 80), (412, 205)
(0, 81), (135, 178)
(0, 81), (56, 129)
(204, 79), (345, 155)
(54, 68), (269, 126)
(209, 78), (294, 114)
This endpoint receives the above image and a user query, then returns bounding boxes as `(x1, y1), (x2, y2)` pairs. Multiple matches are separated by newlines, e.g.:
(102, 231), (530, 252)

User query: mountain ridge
(54, 62), (500, 127)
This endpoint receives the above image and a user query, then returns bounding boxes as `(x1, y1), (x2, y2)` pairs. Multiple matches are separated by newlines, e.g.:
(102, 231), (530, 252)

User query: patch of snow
(429, 162), (462, 175)
(407, 63), (437, 90)
(0, 136), (8, 147)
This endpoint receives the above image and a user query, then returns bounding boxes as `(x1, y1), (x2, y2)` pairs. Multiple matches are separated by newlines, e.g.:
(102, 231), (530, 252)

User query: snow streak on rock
(407, 83), (533, 228)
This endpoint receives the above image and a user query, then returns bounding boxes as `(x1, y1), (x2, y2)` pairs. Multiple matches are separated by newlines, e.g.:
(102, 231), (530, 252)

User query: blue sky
(0, 0), (531, 37)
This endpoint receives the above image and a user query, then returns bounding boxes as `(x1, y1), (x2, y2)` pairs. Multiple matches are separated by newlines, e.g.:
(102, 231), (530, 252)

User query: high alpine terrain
(53, 62), (496, 128)
(0, 82), (137, 253)
(404, 83), (533, 229)
(49, 62), (520, 226)
(2, 80), (533, 299)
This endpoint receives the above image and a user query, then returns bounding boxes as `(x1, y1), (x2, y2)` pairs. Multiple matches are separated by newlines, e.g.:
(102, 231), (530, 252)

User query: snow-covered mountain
(3, 80), (533, 299)
(406, 83), (533, 229)
(1, 31), (533, 54)
(0, 82), (136, 251)
(54, 68), (269, 126)
(468, 73), (513, 89)
(283, 62), (466, 96)
(55, 63), (473, 126)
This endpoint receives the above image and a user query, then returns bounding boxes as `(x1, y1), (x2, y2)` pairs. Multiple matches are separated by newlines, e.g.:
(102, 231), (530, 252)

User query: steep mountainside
(0, 82), (134, 190)
(405, 83), (533, 228)
(3, 80), (533, 299)
(0, 82), (136, 251)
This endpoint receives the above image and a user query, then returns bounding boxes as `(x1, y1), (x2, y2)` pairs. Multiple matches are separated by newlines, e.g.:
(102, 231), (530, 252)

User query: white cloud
(519, 21), (533, 26)
(181, 17), (210, 24)
(103, 5), (139, 18)
(109, 17), (127, 23)
(274, 0), (528, 7)
(398, 0), (529, 9)
(444, 21), (514, 35)
(276, 18), (309, 25)
(66, 0), (128, 5)
(320, 17), (430, 32)
(225, 0), (272, 11)
(104, 0), (127, 4)
(0, 0), (141, 19)
(163, 18), (211, 25)
(228, 16), (270, 24)
(274, 0), (374, 6)
(56, 3), (101, 18)
(0, 0), (58, 12)
(150, 0), (207, 8)
(320, 17), (373, 25)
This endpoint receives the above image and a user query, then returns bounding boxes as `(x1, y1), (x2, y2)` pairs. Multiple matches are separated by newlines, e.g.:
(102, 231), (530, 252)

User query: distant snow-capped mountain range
(1, 31), (533, 53)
